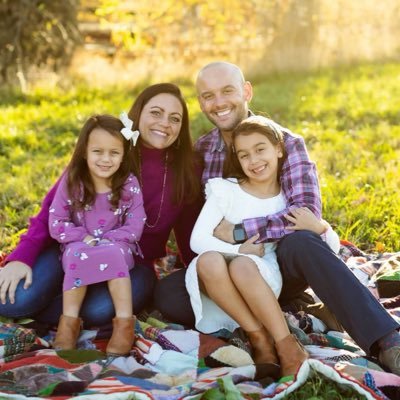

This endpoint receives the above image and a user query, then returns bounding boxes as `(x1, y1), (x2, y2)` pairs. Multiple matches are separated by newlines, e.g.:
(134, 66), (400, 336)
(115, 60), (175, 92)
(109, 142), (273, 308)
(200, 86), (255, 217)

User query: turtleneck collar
(139, 142), (168, 160)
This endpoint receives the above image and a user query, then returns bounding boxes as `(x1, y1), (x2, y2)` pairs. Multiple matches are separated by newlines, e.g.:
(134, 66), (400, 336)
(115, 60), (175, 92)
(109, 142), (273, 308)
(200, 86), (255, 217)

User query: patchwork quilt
(0, 245), (399, 399)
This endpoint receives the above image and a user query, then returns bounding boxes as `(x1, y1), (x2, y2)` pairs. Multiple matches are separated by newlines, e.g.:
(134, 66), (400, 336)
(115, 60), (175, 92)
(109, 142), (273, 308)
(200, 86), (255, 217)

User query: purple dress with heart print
(48, 173), (146, 291)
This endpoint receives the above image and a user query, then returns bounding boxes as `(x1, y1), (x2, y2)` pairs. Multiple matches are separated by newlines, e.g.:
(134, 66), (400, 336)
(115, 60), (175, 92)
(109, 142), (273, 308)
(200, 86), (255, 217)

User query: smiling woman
(0, 83), (203, 335)
(138, 93), (183, 149)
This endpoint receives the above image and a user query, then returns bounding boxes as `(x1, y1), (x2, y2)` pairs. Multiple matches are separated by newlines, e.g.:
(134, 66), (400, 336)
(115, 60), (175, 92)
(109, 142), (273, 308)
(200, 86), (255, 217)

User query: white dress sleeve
(321, 221), (340, 254)
(190, 180), (241, 255)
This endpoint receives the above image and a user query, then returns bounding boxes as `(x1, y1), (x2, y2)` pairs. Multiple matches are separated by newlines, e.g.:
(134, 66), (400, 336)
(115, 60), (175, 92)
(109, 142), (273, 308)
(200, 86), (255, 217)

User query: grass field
(1, 61), (399, 254)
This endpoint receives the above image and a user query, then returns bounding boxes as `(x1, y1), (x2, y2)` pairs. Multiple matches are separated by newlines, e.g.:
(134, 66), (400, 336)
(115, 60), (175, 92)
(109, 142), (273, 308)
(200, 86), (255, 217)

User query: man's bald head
(196, 62), (245, 91)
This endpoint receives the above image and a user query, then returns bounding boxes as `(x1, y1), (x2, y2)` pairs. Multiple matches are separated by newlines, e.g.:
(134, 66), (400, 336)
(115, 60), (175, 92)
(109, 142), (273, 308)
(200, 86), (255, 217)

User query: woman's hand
(285, 207), (327, 235)
(239, 234), (264, 256)
(0, 261), (32, 304)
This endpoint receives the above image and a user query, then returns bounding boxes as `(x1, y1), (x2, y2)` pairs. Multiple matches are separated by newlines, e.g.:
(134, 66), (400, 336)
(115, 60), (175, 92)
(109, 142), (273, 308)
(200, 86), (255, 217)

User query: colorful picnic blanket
(0, 246), (399, 399)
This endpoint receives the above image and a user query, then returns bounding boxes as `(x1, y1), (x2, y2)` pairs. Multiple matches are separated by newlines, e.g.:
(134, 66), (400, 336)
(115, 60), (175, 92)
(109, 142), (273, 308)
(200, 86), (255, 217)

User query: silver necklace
(140, 150), (169, 229)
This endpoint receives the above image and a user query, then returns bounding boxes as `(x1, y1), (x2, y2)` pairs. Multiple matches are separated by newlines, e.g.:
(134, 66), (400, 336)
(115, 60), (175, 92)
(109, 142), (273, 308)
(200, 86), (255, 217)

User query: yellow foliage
(95, 0), (276, 60)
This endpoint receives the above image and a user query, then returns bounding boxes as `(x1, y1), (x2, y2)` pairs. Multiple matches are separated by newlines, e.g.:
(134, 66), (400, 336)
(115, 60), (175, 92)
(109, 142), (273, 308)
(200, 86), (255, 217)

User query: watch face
(234, 227), (246, 243)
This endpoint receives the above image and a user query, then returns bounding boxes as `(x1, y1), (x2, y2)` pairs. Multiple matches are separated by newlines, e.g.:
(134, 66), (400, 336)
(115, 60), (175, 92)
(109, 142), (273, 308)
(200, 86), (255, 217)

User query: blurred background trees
(1, 0), (399, 89)
(0, 0), (80, 91)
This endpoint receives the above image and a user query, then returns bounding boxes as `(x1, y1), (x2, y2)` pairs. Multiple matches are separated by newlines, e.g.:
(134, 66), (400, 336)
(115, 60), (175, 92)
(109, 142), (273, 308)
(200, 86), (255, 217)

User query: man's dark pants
(154, 231), (398, 353)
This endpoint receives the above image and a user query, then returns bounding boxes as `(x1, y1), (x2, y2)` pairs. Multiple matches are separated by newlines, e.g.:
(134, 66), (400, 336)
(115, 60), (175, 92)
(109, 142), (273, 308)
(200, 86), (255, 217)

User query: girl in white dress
(186, 115), (340, 378)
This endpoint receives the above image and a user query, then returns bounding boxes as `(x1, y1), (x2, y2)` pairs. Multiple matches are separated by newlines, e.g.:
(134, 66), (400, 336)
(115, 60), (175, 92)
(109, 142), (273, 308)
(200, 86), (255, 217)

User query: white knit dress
(185, 178), (340, 334)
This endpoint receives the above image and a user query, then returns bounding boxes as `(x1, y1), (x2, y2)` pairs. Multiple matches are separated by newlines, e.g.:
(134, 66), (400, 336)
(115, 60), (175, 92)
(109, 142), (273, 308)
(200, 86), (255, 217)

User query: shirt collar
(210, 128), (226, 153)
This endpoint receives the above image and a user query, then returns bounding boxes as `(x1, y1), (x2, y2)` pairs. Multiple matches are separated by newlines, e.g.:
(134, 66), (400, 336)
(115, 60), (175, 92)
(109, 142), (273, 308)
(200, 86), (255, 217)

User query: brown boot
(276, 334), (309, 377)
(106, 316), (136, 356)
(53, 314), (82, 350)
(246, 327), (280, 380)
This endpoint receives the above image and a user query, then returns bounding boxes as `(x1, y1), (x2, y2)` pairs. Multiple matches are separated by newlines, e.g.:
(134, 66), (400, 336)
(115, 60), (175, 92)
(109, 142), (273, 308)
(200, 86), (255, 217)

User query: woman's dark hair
(67, 114), (133, 210)
(128, 83), (200, 204)
(223, 115), (287, 183)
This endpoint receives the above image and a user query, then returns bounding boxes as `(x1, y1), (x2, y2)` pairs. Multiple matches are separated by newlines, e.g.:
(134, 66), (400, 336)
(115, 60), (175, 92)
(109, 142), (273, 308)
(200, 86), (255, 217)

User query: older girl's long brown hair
(128, 83), (201, 204)
(67, 114), (133, 211)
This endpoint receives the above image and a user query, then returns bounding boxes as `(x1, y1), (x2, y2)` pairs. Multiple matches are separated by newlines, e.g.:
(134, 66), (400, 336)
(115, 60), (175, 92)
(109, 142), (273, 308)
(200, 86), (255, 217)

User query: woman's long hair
(128, 83), (201, 204)
(67, 114), (133, 211)
(223, 115), (287, 183)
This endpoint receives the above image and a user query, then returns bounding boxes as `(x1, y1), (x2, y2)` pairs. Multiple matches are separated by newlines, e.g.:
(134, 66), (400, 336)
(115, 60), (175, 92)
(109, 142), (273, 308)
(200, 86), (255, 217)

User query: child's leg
(197, 251), (260, 331)
(230, 256), (308, 376)
(107, 277), (133, 317)
(54, 286), (87, 350)
(63, 286), (87, 317)
(106, 277), (135, 356)
(229, 256), (289, 342)
(198, 252), (280, 377)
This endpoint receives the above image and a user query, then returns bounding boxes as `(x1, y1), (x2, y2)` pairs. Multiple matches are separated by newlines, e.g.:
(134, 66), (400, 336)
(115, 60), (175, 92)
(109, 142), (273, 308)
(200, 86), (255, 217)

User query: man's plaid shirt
(194, 125), (322, 243)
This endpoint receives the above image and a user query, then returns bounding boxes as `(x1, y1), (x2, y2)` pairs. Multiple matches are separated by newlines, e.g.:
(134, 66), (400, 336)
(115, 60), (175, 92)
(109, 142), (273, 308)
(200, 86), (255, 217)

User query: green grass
(1, 61), (399, 256)
(204, 371), (368, 399)
(283, 371), (368, 399)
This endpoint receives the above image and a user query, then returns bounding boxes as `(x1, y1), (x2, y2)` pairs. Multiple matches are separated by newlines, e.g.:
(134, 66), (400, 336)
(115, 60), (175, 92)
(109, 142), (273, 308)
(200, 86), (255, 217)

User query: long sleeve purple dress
(49, 173), (146, 291)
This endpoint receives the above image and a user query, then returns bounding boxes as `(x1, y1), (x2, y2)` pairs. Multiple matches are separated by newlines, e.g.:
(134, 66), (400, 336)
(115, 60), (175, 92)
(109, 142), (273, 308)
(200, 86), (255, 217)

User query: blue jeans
(0, 245), (156, 327)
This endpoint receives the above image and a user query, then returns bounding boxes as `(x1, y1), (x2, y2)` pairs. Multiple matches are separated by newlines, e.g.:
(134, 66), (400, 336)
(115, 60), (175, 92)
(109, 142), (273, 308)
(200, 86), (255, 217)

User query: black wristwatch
(233, 223), (247, 243)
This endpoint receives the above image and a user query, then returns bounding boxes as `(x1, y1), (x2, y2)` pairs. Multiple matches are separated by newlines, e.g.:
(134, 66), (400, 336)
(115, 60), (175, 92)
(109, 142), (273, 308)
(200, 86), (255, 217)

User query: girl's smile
(86, 127), (124, 191)
(234, 131), (283, 197)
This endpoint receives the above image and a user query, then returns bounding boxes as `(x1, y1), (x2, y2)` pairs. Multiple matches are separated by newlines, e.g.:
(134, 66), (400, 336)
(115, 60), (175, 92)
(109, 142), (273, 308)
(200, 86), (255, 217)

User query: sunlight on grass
(0, 61), (399, 254)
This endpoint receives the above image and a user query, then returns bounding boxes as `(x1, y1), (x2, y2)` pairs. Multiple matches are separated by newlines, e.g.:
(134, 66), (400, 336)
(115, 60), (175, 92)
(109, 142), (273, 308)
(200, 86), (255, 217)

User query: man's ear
(197, 95), (206, 112)
(243, 81), (253, 102)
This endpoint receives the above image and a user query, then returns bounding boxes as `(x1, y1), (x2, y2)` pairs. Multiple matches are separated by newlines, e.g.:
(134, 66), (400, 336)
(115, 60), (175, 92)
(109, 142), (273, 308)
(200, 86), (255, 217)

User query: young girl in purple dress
(49, 114), (146, 356)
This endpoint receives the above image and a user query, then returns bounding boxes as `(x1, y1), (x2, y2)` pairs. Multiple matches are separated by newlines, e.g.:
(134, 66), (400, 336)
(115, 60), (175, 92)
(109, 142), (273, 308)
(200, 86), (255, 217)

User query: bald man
(154, 61), (400, 376)
(196, 62), (252, 144)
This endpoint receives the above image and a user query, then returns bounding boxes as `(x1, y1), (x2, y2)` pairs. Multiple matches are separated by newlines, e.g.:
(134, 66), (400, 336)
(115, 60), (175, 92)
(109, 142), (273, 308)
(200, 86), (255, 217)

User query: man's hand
(213, 218), (235, 244)
(239, 234), (264, 256)
(0, 261), (32, 305)
(285, 207), (327, 235)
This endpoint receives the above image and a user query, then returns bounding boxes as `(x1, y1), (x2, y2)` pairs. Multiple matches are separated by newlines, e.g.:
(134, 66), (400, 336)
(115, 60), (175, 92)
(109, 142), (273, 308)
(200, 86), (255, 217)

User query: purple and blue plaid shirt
(194, 125), (321, 242)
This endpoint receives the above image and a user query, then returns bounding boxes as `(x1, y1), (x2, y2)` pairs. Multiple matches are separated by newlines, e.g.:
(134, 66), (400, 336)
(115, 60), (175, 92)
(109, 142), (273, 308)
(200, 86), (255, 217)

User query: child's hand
(239, 234), (265, 257)
(84, 235), (99, 246)
(285, 207), (327, 235)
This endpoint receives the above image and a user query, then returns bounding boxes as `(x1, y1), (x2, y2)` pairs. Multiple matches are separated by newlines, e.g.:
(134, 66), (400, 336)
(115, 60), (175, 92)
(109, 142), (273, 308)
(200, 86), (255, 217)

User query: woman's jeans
(0, 245), (156, 327)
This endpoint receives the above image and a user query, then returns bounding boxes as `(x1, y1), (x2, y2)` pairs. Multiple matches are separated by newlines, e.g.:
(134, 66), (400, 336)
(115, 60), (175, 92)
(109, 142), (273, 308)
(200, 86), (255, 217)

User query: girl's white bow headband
(120, 112), (140, 146)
